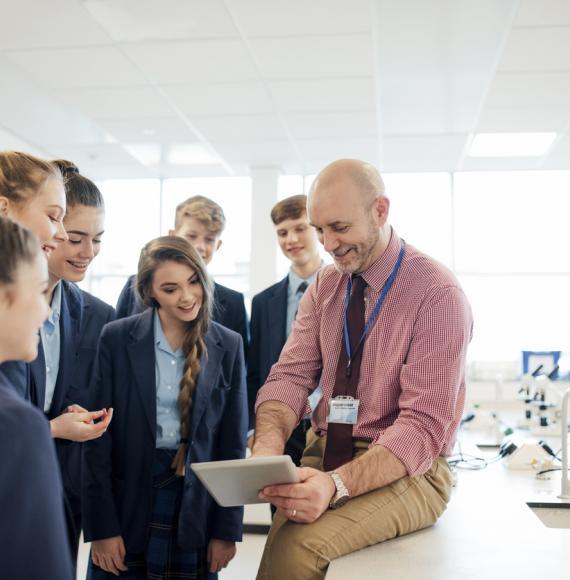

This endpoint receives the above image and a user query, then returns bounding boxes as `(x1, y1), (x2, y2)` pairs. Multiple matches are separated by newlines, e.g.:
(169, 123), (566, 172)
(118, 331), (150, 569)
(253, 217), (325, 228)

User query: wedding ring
(290, 509), (297, 518)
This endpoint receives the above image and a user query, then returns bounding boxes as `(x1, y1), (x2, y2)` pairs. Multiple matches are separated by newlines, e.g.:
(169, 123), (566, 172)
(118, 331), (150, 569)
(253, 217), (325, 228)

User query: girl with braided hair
(83, 235), (247, 579)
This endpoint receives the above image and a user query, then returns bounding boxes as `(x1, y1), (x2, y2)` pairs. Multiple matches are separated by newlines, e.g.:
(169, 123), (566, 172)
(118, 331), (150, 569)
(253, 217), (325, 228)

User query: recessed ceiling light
(168, 143), (220, 166)
(124, 143), (161, 166)
(468, 132), (557, 157)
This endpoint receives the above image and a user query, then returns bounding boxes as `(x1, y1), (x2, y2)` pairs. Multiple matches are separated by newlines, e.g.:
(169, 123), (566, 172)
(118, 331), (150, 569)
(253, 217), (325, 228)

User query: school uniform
(0, 369), (74, 580)
(83, 309), (247, 579)
(116, 274), (250, 357)
(247, 271), (319, 467)
(47, 282), (115, 553)
(0, 281), (115, 558)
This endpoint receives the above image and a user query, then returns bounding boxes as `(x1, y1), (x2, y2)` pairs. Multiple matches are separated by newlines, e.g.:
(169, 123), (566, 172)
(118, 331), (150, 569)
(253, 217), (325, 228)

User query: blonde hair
(136, 236), (214, 475)
(174, 195), (225, 236)
(0, 151), (62, 207)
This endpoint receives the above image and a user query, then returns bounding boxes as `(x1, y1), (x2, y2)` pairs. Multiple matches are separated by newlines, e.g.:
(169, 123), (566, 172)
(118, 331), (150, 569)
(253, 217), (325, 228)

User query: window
(80, 179), (161, 307)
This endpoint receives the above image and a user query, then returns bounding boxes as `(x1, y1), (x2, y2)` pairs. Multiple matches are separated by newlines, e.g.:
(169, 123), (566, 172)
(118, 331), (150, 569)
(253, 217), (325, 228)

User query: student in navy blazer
(84, 236), (247, 579)
(0, 216), (73, 580)
(38, 160), (116, 557)
(247, 196), (322, 467)
(116, 195), (249, 355)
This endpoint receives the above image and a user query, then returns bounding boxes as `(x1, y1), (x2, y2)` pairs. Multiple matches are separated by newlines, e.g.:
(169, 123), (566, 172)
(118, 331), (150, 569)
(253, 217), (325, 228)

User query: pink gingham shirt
(255, 229), (473, 476)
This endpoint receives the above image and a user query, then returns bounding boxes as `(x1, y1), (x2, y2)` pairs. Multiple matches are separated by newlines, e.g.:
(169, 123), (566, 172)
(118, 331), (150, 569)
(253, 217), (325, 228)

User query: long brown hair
(136, 236), (214, 475)
(0, 216), (41, 287)
(51, 159), (104, 210)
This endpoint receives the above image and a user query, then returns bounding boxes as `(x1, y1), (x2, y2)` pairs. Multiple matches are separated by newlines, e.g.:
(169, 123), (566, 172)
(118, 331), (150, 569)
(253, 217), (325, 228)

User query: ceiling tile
(97, 116), (198, 143)
(250, 34), (374, 79)
(191, 114), (286, 141)
(499, 27), (570, 72)
(54, 86), (173, 118)
(6, 47), (147, 89)
(382, 134), (467, 164)
(540, 155), (570, 170)
(165, 82), (273, 115)
(476, 106), (570, 132)
(212, 140), (298, 164)
(460, 157), (547, 171)
(549, 133), (570, 156)
(228, 0), (371, 37)
(123, 39), (258, 84)
(0, 0), (111, 50)
(284, 111), (377, 139)
(270, 78), (375, 112)
(514, 0), (570, 27)
(83, 0), (238, 42)
(294, 138), (379, 164)
(486, 72), (570, 107)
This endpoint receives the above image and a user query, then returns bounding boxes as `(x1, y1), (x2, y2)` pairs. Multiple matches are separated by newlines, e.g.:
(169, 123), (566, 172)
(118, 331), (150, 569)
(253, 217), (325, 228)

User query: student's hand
(50, 408), (113, 442)
(259, 467), (336, 523)
(91, 536), (128, 576)
(65, 403), (88, 414)
(207, 539), (236, 573)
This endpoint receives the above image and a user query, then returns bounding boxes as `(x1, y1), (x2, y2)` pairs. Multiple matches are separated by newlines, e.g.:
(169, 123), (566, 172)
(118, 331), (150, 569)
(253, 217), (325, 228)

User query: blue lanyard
(343, 240), (405, 377)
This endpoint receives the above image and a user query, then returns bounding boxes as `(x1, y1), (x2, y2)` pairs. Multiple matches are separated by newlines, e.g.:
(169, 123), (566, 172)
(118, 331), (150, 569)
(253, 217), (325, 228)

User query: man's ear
(374, 196), (390, 225)
(215, 239), (222, 252)
(0, 196), (11, 217)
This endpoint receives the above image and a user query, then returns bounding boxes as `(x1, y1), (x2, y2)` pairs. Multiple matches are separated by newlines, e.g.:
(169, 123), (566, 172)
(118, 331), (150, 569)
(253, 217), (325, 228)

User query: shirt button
(167, 385), (172, 390)
(170, 432), (175, 437)
(166, 409), (170, 414)
(46, 366), (51, 373)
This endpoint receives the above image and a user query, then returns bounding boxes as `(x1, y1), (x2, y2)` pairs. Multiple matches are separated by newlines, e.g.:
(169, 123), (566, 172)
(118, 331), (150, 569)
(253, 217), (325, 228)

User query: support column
(249, 166), (280, 296)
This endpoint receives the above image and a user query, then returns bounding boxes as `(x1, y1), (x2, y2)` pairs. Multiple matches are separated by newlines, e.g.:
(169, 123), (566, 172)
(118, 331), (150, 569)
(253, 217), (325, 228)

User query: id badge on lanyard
(328, 396), (360, 425)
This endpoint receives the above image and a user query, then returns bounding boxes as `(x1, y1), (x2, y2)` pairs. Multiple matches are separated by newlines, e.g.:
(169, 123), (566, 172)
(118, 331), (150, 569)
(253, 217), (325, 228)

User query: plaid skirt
(87, 449), (212, 580)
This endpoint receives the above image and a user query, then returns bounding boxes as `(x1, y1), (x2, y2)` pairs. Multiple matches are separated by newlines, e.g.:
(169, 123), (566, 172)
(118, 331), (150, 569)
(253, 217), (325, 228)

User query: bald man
(252, 159), (473, 580)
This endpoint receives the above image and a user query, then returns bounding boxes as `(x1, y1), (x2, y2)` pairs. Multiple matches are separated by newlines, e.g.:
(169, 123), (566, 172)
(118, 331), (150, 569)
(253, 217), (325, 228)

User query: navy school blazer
(0, 371), (74, 580)
(246, 275), (289, 430)
(0, 282), (115, 514)
(52, 283), (116, 513)
(82, 308), (247, 552)
(116, 274), (250, 357)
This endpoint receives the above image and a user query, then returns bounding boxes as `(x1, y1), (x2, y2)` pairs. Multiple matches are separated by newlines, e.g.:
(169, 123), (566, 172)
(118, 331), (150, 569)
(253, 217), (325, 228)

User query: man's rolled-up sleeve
(374, 285), (473, 476)
(254, 278), (323, 423)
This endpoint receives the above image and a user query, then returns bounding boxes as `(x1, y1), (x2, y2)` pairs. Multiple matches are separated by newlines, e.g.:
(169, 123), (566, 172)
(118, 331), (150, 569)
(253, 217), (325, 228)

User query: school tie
(293, 281), (309, 320)
(323, 275), (367, 471)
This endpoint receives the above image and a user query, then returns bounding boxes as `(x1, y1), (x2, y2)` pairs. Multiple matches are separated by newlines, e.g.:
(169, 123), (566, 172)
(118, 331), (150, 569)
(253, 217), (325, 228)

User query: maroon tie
(323, 275), (367, 471)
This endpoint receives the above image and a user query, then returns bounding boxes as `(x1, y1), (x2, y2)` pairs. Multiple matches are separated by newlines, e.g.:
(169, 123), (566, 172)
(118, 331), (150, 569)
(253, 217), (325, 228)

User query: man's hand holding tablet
(250, 401), (337, 524)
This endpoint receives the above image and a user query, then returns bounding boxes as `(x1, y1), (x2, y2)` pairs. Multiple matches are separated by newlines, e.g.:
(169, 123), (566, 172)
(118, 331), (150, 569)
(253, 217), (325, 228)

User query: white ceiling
(0, 0), (569, 179)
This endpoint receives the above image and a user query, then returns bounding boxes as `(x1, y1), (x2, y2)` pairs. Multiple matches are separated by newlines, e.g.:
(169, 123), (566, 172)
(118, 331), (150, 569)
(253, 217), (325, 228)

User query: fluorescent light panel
(167, 143), (220, 166)
(468, 132), (557, 157)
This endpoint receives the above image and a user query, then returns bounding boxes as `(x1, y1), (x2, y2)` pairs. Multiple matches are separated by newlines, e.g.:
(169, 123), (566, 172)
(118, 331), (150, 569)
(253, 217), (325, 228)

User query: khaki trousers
(256, 430), (453, 580)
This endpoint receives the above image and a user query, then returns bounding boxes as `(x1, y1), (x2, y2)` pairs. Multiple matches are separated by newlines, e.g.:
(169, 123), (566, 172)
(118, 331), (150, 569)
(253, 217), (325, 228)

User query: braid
(171, 327), (207, 476)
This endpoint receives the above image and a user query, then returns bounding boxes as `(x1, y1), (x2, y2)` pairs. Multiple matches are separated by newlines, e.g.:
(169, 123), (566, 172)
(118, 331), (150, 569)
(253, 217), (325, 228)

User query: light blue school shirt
(154, 311), (184, 449)
(286, 269), (322, 413)
(286, 269), (318, 337)
(41, 283), (62, 413)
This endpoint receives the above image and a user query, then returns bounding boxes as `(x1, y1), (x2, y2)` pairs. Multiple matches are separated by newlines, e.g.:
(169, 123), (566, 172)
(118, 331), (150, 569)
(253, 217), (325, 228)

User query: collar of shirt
(44, 282), (62, 336)
(360, 228), (402, 293)
(153, 310), (184, 359)
(287, 265), (320, 298)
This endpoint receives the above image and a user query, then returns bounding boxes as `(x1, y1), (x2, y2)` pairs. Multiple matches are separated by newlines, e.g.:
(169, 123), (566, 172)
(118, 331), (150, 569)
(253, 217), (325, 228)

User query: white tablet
(191, 455), (300, 507)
